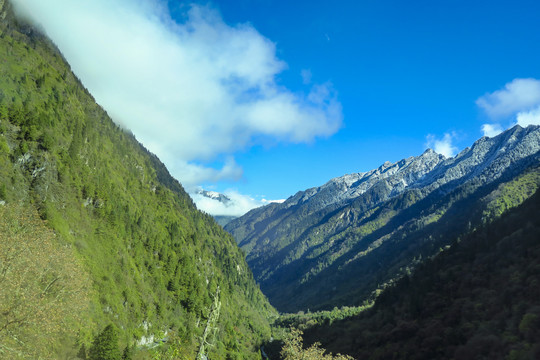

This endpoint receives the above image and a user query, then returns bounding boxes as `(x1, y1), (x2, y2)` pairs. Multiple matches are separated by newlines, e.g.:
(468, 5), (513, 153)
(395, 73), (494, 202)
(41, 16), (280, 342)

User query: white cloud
(171, 157), (244, 188)
(476, 78), (540, 119)
(191, 189), (282, 217)
(426, 133), (458, 158)
(11, 0), (342, 189)
(516, 106), (540, 127)
(481, 123), (504, 137)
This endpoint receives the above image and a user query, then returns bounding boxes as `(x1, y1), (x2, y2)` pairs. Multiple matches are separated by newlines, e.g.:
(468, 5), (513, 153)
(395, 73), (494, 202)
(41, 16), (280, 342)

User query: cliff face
(226, 125), (540, 312)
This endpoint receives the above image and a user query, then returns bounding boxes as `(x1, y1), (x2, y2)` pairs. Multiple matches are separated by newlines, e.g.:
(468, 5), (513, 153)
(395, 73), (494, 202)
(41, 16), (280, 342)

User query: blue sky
(13, 0), (540, 215)
(201, 0), (540, 199)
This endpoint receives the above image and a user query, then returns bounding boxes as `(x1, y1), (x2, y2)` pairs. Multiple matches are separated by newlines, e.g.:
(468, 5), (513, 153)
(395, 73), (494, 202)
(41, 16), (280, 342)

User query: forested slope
(227, 126), (540, 313)
(0, 1), (275, 358)
(302, 188), (540, 359)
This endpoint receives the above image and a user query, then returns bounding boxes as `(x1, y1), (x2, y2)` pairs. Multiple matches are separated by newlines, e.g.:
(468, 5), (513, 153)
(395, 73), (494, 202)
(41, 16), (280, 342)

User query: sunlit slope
(0, 2), (275, 358)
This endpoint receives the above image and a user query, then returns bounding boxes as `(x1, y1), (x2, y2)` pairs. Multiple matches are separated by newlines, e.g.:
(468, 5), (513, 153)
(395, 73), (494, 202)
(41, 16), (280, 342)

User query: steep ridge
(226, 125), (540, 312)
(302, 187), (540, 359)
(229, 148), (445, 255)
(0, 2), (274, 358)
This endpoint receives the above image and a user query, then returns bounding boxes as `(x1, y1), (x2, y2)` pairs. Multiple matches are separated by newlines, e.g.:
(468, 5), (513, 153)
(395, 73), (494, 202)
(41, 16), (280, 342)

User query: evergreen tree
(122, 345), (133, 360)
(89, 324), (122, 360)
(77, 344), (88, 360)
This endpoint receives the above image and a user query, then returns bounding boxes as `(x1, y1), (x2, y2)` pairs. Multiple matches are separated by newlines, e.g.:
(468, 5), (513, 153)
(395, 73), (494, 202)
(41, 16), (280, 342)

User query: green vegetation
(280, 328), (353, 360)
(0, 2), (275, 358)
(2, 1), (539, 358)
(482, 167), (540, 219)
(230, 163), (540, 313)
(88, 325), (122, 360)
(275, 305), (372, 332)
(300, 189), (540, 359)
(0, 204), (90, 358)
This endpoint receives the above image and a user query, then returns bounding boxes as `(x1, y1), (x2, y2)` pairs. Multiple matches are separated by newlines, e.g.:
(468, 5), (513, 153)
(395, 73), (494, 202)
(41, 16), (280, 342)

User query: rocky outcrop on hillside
(416, 125), (540, 194)
(0, 0), (10, 23)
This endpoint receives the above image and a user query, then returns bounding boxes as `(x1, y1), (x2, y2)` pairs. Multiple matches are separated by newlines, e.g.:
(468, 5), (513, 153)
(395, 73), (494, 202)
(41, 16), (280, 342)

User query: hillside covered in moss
(0, 1), (275, 358)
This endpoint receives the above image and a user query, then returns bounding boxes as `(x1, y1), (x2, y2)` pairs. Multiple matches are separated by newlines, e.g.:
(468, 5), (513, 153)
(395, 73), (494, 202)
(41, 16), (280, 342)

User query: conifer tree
(77, 344), (88, 360)
(122, 345), (134, 360)
(89, 324), (122, 360)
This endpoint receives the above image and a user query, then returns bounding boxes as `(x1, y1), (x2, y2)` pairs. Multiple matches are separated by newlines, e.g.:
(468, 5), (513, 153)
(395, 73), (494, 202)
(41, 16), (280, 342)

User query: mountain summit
(225, 125), (540, 312)
(197, 189), (233, 205)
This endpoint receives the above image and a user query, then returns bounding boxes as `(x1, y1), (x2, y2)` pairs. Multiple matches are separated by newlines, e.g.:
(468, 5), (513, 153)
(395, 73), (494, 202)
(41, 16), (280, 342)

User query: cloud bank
(11, 0), (342, 192)
(477, 78), (540, 137)
(191, 189), (284, 217)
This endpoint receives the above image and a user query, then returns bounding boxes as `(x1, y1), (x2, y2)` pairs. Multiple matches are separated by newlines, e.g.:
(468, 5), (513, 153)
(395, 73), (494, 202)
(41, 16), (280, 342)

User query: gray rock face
(415, 125), (540, 194)
(285, 147), (445, 213)
(283, 125), (540, 218)
(230, 126), (540, 245)
(0, 0), (9, 22)
(225, 125), (540, 312)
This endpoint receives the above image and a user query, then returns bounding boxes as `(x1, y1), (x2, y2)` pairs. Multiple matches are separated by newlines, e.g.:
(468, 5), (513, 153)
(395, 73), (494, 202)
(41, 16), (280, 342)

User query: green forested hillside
(300, 188), (540, 359)
(0, 2), (274, 358)
(228, 153), (540, 313)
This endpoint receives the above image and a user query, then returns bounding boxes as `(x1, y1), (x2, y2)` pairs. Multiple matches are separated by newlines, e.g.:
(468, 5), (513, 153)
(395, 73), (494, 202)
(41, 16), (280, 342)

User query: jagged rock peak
(414, 124), (540, 192)
(263, 125), (540, 216)
(281, 146), (446, 212)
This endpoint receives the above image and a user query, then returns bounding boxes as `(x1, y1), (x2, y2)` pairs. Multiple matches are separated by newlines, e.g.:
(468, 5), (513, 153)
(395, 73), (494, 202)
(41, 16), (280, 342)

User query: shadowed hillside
(301, 188), (540, 359)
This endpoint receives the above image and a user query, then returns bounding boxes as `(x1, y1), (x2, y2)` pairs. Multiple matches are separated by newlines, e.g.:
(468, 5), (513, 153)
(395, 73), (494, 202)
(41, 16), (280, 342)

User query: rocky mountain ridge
(415, 125), (540, 194)
(284, 148), (445, 212)
(226, 124), (540, 312)
(264, 124), (539, 221)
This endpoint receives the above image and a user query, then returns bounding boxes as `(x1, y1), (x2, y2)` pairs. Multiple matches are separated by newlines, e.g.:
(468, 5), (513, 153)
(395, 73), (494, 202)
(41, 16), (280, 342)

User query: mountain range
(226, 125), (540, 312)
(2, 0), (540, 358)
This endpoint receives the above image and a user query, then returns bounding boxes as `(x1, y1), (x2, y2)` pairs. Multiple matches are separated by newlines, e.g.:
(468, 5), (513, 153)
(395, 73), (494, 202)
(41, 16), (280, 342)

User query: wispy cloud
(516, 106), (540, 127)
(12, 0), (342, 190)
(477, 78), (540, 134)
(476, 78), (540, 118)
(481, 123), (503, 138)
(301, 69), (313, 85)
(426, 132), (458, 158)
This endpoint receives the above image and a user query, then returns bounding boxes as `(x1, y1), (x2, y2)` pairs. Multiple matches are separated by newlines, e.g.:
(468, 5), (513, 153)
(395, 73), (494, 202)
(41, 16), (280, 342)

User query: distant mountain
(226, 125), (540, 312)
(301, 187), (540, 359)
(196, 189), (238, 226)
(198, 189), (233, 205)
(0, 2), (274, 358)
(213, 215), (238, 227)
